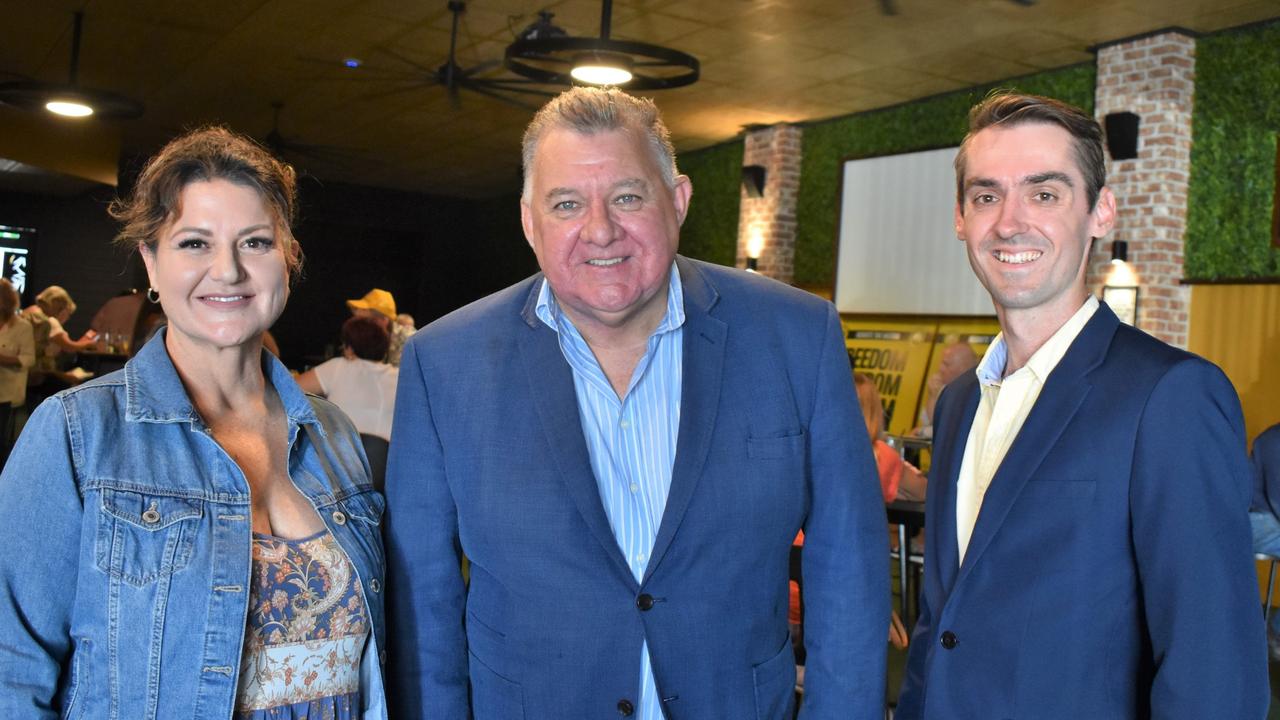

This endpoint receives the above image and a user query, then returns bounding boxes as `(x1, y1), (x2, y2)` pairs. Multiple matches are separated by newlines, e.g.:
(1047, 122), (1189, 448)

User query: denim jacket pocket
(94, 488), (202, 587)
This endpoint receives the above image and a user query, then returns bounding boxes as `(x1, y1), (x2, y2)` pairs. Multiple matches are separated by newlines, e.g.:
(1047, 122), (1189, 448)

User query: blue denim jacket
(0, 332), (387, 719)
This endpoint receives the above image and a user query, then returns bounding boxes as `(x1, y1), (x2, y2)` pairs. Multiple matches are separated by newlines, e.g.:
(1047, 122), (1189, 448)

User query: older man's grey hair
(521, 86), (679, 202)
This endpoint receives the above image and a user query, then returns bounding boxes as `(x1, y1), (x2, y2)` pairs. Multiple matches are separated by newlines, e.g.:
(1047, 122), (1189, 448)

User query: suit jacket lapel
(518, 278), (638, 588)
(932, 375), (981, 595)
(645, 258), (727, 583)
(954, 304), (1120, 585)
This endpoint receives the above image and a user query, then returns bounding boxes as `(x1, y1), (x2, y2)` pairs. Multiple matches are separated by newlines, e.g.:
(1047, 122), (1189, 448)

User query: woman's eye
(242, 236), (274, 250)
(176, 238), (207, 249)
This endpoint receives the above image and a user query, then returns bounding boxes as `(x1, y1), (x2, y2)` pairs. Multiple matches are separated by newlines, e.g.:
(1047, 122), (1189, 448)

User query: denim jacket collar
(124, 330), (321, 436)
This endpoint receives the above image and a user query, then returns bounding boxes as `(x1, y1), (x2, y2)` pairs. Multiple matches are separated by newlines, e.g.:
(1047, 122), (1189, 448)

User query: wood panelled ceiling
(1, 0), (1278, 197)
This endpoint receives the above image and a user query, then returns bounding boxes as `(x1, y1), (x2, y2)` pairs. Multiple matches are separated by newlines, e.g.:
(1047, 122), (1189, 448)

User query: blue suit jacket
(896, 303), (1269, 719)
(1251, 423), (1280, 518)
(385, 257), (889, 719)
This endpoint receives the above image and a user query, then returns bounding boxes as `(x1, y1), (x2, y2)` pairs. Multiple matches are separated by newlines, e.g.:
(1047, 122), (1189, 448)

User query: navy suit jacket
(385, 257), (889, 719)
(1251, 423), (1280, 518)
(897, 303), (1268, 719)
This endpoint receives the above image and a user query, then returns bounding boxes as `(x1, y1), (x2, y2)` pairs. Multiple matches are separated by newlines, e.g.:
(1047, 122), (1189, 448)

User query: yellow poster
(841, 316), (936, 437)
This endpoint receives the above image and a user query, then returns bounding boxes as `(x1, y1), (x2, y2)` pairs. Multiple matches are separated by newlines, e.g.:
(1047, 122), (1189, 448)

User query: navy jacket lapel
(645, 258), (727, 583)
(954, 304), (1120, 585)
(931, 375), (981, 594)
(517, 278), (638, 589)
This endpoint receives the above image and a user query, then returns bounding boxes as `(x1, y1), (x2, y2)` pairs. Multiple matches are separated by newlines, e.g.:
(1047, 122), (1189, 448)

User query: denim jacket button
(379, 649), (387, 664)
(331, 510), (347, 525)
(369, 578), (381, 593)
(142, 503), (161, 524)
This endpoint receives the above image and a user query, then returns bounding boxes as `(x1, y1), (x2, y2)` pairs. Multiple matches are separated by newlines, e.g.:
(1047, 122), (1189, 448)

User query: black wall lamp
(1111, 239), (1129, 264)
(742, 165), (766, 198)
(1104, 112), (1140, 160)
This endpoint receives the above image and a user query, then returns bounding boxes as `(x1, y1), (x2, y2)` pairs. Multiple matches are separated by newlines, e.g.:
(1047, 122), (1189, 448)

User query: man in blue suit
(385, 87), (890, 719)
(1248, 422), (1280, 656)
(896, 93), (1268, 718)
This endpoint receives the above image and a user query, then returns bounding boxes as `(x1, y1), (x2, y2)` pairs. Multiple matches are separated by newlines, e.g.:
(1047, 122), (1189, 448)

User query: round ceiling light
(506, 2), (698, 91)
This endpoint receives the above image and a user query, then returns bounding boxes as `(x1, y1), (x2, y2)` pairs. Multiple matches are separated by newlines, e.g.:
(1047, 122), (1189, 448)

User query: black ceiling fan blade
(377, 47), (440, 78)
(462, 82), (542, 111)
(459, 59), (503, 78)
(467, 79), (557, 98)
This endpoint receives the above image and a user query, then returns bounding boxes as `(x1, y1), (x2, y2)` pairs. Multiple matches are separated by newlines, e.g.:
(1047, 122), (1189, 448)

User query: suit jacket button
(617, 698), (635, 716)
(636, 593), (655, 611)
(940, 631), (958, 649)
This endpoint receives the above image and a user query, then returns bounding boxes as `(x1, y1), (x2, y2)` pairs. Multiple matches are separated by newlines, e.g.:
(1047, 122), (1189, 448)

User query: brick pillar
(737, 124), (802, 283)
(1090, 31), (1196, 348)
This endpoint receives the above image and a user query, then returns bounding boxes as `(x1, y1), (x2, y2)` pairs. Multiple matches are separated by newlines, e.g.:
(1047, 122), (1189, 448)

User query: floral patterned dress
(235, 529), (369, 719)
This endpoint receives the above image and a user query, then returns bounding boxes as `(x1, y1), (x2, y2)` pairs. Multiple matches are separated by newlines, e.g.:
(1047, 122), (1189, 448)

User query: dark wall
(0, 177), (535, 370)
(0, 187), (141, 339)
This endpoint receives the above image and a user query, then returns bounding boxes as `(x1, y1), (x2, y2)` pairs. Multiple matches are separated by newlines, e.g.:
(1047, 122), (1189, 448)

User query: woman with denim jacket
(0, 127), (387, 718)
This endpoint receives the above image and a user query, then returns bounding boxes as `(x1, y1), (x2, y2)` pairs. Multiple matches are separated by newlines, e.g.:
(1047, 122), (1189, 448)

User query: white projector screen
(833, 146), (993, 316)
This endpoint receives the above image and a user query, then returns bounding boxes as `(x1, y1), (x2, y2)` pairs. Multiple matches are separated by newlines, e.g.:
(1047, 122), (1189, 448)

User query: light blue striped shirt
(535, 265), (684, 720)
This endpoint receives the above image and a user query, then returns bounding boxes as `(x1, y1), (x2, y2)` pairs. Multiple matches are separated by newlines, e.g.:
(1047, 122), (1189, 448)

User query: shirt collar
(975, 294), (1100, 387)
(124, 327), (319, 431)
(534, 263), (686, 337)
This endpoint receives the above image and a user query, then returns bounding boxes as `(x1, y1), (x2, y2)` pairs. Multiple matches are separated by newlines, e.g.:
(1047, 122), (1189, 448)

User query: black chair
(360, 433), (389, 493)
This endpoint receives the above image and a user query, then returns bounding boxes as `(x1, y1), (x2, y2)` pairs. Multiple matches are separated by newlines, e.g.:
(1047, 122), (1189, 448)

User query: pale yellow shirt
(955, 296), (1099, 564)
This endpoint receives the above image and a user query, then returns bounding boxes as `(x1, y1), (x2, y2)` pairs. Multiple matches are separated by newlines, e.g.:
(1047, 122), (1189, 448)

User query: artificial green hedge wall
(793, 64), (1096, 287)
(677, 139), (743, 267)
(1185, 20), (1280, 279)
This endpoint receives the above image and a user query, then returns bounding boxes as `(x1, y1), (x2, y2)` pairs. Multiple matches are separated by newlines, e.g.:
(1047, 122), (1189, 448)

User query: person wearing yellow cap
(347, 288), (411, 367)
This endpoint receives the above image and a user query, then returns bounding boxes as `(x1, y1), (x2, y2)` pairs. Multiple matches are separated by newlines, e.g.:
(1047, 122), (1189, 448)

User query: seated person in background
(346, 288), (412, 367)
(1249, 421), (1280, 658)
(396, 313), (415, 331)
(23, 285), (99, 394)
(911, 340), (978, 438)
(856, 372), (926, 502)
(791, 371), (923, 656)
(25, 285), (99, 358)
(297, 316), (398, 442)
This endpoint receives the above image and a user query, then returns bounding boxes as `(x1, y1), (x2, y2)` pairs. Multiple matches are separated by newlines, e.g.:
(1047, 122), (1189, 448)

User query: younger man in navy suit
(897, 93), (1267, 718)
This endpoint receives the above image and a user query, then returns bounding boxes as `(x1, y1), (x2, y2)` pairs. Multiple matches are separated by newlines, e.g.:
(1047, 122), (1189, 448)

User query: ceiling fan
(261, 101), (366, 171)
(368, 1), (555, 110)
(878, 0), (1036, 15)
(0, 11), (143, 119)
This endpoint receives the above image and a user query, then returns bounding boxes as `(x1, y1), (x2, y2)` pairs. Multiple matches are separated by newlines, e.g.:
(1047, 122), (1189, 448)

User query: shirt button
(940, 630), (958, 649)
(629, 483), (639, 493)
(620, 419), (631, 429)
(369, 578), (381, 593)
(379, 649), (387, 665)
(617, 698), (635, 716)
(332, 510), (347, 525)
(636, 593), (655, 611)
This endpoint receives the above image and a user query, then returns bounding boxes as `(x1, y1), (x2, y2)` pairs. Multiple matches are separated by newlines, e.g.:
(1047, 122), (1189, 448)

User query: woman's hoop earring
(146, 288), (160, 304)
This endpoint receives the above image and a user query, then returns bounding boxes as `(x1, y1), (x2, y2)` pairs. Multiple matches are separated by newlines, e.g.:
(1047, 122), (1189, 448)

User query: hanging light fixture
(0, 11), (144, 120)
(506, 0), (699, 90)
